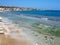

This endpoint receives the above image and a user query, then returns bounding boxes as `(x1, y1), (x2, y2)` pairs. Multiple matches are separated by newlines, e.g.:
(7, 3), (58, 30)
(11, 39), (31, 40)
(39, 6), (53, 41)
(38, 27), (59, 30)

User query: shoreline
(0, 15), (60, 45)
(0, 11), (60, 45)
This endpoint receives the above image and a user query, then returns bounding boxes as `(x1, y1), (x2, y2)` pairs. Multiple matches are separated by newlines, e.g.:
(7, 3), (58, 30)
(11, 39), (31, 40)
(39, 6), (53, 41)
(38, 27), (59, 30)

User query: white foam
(36, 44), (38, 45)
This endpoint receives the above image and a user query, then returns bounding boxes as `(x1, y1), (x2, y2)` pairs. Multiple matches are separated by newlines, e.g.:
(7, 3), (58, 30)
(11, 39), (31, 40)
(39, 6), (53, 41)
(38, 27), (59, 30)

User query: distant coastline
(0, 6), (40, 12)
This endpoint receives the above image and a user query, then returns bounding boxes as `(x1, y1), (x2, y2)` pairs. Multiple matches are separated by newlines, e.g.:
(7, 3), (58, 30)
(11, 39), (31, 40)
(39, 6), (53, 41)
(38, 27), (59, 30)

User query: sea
(0, 10), (60, 26)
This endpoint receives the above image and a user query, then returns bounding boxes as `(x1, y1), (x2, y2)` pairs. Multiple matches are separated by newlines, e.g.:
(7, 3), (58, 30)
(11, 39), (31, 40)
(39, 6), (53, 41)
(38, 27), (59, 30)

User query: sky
(0, 0), (60, 10)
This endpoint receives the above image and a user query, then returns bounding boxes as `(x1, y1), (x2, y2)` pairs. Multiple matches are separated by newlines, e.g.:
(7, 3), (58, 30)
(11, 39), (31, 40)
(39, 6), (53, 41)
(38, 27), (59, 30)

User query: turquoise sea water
(0, 10), (60, 26)
(2, 10), (60, 21)
(3, 10), (60, 17)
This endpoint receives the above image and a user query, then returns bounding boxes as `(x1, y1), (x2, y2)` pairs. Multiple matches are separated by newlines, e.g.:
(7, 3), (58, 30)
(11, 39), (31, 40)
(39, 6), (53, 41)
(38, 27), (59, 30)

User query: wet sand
(0, 33), (34, 45)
